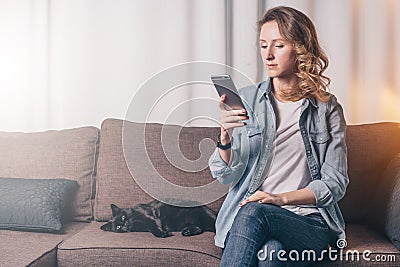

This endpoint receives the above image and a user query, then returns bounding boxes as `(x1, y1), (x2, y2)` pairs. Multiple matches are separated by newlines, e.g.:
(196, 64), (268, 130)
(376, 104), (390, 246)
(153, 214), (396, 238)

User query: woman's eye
(275, 45), (284, 48)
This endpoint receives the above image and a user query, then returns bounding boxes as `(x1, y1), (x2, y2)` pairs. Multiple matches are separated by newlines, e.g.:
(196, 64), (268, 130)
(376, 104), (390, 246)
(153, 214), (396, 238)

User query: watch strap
(217, 133), (231, 150)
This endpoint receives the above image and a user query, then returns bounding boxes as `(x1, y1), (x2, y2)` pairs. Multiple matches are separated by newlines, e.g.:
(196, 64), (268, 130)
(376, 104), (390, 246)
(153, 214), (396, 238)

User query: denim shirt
(208, 79), (349, 248)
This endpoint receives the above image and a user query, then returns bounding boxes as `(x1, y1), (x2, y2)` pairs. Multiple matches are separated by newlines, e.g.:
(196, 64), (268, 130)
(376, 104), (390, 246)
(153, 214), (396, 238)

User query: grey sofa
(0, 118), (399, 266)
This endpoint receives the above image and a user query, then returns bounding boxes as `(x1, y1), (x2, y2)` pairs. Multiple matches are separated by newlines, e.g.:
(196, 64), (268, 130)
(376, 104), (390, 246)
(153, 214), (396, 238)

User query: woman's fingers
(220, 113), (248, 124)
(218, 95), (227, 111)
(221, 122), (246, 131)
(249, 191), (265, 201)
(220, 110), (248, 130)
(239, 191), (285, 207)
(219, 94), (248, 130)
(221, 108), (247, 117)
(219, 95), (247, 115)
(239, 191), (264, 206)
(220, 119), (247, 131)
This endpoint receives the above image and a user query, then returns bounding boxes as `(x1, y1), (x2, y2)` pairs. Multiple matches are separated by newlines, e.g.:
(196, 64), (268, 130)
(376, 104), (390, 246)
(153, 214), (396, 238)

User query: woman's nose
(266, 52), (274, 61)
(266, 48), (274, 60)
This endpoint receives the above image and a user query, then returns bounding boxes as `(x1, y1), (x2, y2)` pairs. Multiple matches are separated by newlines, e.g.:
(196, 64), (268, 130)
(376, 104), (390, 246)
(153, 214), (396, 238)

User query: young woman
(209, 6), (349, 266)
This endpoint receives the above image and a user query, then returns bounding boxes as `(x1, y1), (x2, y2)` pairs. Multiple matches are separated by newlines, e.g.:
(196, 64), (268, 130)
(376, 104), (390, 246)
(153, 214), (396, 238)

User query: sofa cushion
(57, 221), (222, 267)
(0, 222), (87, 267)
(344, 224), (399, 254)
(58, 222), (400, 267)
(94, 118), (225, 221)
(0, 127), (99, 221)
(28, 248), (57, 267)
(0, 177), (78, 233)
(314, 224), (400, 266)
(339, 122), (400, 222)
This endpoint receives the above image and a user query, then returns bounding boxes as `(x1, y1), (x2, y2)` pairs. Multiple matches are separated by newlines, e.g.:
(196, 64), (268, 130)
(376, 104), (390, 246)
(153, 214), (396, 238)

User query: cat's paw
(181, 226), (202, 236)
(154, 230), (172, 238)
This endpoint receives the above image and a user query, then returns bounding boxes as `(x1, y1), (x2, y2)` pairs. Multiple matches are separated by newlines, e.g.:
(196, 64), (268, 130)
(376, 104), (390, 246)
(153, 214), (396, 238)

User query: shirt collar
(257, 78), (318, 108)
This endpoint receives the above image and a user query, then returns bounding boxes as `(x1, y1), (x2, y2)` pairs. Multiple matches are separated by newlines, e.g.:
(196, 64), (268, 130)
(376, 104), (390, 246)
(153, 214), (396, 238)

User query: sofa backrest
(0, 127), (99, 221)
(94, 118), (223, 221)
(340, 122), (400, 223)
(94, 119), (400, 224)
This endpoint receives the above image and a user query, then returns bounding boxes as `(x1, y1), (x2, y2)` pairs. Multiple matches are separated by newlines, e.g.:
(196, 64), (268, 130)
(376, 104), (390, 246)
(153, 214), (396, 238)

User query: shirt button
(247, 131), (250, 134)
(320, 137), (323, 141)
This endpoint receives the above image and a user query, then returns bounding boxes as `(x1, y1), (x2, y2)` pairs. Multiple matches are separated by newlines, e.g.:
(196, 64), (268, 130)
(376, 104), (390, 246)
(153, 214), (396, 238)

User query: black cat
(100, 200), (217, 238)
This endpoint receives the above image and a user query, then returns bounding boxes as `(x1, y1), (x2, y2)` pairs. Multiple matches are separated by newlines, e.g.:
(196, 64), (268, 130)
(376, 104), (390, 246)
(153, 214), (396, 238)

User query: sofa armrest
(371, 153), (400, 250)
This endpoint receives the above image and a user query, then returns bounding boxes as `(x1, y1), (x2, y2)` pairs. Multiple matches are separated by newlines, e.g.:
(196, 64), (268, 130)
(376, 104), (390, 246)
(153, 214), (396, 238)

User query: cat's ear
(100, 222), (112, 231)
(111, 204), (120, 217)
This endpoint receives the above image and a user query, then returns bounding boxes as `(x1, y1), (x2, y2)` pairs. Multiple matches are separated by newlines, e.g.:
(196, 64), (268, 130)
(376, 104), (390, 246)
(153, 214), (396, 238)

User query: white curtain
(0, 0), (399, 132)
(0, 0), (50, 131)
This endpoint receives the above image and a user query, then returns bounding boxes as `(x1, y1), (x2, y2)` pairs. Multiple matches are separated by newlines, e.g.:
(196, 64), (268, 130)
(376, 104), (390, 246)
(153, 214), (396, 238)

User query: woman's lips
(267, 64), (277, 69)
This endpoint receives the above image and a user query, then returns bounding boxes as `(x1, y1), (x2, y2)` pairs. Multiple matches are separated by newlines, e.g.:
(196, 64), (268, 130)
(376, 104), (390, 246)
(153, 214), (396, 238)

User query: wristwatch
(217, 133), (232, 150)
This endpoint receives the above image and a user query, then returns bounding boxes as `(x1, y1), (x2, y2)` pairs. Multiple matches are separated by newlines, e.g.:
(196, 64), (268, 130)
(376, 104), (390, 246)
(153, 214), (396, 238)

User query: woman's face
(259, 21), (297, 80)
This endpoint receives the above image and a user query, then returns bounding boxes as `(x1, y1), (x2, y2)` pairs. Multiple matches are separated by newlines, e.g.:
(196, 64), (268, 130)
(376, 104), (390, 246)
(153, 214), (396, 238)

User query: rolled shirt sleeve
(306, 95), (349, 207)
(208, 129), (249, 186)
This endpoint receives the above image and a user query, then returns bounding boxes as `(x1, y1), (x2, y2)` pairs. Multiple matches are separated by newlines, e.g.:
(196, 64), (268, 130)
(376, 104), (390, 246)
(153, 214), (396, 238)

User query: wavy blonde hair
(258, 6), (331, 102)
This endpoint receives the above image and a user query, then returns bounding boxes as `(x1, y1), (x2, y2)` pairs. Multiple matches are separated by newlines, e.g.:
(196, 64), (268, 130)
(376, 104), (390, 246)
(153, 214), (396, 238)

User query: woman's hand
(219, 94), (248, 133)
(217, 94), (248, 164)
(239, 188), (317, 207)
(239, 191), (286, 207)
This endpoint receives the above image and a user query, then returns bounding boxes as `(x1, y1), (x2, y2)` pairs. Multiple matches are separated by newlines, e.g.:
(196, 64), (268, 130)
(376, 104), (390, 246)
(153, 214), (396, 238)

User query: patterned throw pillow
(0, 177), (79, 233)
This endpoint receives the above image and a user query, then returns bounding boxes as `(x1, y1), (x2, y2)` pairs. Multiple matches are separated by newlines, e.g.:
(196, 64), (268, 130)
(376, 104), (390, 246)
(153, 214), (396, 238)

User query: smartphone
(211, 74), (245, 111)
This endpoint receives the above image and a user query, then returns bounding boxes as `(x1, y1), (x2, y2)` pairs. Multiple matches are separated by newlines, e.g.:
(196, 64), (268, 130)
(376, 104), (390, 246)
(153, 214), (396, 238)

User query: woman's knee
(230, 202), (284, 238)
(238, 202), (281, 220)
(228, 202), (268, 236)
(237, 202), (265, 219)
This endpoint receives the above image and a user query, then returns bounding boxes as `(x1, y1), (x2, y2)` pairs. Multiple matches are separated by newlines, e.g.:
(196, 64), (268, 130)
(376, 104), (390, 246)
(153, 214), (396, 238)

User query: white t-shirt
(260, 94), (319, 216)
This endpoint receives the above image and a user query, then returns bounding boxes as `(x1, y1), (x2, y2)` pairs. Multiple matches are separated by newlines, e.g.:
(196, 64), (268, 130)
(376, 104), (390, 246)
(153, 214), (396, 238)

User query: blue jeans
(220, 202), (330, 267)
